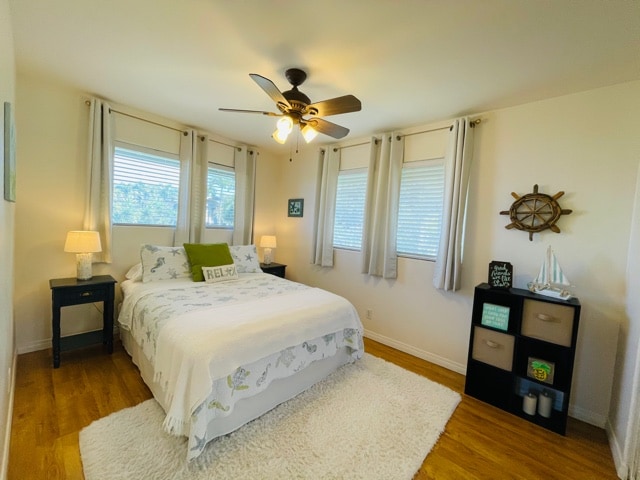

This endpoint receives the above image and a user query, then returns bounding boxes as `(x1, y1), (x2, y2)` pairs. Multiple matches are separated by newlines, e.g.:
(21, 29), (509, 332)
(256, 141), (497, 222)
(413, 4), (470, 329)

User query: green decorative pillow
(183, 243), (234, 282)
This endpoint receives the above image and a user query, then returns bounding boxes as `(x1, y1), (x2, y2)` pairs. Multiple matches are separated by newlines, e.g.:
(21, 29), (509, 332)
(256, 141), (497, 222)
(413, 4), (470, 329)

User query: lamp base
(263, 248), (273, 265)
(76, 253), (93, 280)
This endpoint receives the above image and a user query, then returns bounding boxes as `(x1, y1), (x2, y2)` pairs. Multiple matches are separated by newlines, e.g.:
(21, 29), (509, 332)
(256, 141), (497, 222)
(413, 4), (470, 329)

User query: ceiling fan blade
(249, 74), (291, 109)
(219, 108), (280, 116)
(307, 95), (361, 117)
(308, 118), (350, 139)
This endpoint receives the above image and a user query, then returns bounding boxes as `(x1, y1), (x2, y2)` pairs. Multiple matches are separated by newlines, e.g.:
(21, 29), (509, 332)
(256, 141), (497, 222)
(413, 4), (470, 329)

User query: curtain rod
(323, 118), (482, 151)
(84, 100), (184, 134)
(206, 137), (243, 150)
(85, 100), (242, 150)
(400, 119), (481, 139)
(111, 108), (185, 133)
(327, 140), (372, 152)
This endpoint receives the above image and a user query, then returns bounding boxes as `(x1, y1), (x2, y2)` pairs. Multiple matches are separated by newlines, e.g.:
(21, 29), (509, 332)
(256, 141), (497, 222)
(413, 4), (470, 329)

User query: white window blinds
(112, 145), (180, 226)
(205, 164), (235, 228)
(396, 160), (445, 259)
(333, 168), (367, 250)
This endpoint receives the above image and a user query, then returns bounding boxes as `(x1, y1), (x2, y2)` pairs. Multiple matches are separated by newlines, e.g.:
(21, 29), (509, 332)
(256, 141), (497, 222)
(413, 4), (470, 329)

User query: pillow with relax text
(140, 245), (191, 283)
(229, 244), (263, 273)
(183, 243), (234, 282)
(202, 264), (239, 284)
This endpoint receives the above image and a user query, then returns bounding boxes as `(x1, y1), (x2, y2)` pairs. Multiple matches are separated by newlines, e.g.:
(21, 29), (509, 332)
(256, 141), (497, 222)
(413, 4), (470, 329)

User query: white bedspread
(118, 273), (363, 444)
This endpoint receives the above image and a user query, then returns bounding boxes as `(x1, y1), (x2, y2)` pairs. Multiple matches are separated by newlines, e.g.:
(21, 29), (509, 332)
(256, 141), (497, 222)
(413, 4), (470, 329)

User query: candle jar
(538, 390), (553, 418)
(523, 392), (537, 415)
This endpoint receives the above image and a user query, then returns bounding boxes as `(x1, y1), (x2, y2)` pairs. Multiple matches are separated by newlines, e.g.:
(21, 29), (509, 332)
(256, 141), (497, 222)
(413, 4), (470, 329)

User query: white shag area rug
(79, 353), (460, 480)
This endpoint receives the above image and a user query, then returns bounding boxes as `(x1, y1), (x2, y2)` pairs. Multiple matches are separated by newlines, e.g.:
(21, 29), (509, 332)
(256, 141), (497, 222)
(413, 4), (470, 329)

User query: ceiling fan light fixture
(277, 116), (293, 134)
(301, 124), (318, 143)
(272, 128), (289, 144)
(272, 115), (294, 144)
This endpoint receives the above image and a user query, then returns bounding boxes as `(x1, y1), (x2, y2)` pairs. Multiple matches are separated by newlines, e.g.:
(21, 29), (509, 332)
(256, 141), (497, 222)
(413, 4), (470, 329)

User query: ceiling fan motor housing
(280, 69), (312, 121)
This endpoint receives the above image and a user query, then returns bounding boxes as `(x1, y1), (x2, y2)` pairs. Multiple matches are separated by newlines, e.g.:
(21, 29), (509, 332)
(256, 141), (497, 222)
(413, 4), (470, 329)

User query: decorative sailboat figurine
(528, 246), (573, 300)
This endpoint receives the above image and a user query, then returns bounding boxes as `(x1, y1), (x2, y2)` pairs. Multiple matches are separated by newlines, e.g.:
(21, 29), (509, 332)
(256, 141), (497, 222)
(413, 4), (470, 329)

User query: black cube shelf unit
(464, 283), (581, 434)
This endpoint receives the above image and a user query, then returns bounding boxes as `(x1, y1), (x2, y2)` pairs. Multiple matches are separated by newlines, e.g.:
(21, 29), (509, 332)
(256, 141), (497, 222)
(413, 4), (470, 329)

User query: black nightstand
(260, 262), (287, 278)
(49, 274), (117, 368)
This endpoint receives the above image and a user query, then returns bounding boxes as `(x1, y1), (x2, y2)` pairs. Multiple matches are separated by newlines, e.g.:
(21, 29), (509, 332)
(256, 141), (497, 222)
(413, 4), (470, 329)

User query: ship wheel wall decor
(500, 184), (572, 241)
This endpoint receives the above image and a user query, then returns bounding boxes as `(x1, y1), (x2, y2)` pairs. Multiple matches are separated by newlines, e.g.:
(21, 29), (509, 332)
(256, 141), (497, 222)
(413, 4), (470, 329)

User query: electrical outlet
(366, 309), (373, 320)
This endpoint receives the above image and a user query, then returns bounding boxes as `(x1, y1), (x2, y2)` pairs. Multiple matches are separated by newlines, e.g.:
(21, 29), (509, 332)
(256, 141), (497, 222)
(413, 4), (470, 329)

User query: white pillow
(140, 244), (191, 283)
(125, 263), (143, 282)
(229, 245), (263, 273)
(202, 264), (239, 284)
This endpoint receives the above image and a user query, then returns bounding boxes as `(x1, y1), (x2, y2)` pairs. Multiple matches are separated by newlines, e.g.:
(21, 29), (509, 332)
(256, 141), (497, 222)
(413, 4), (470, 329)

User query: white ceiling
(9, 0), (640, 154)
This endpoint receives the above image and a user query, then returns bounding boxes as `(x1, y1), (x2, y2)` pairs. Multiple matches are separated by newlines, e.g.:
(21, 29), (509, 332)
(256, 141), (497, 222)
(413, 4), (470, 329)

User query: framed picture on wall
(4, 102), (16, 203)
(288, 198), (304, 217)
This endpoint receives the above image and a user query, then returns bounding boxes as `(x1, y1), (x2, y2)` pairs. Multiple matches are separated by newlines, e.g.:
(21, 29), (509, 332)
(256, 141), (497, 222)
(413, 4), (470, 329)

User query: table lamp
(260, 235), (277, 265)
(64, 230), (102, 280)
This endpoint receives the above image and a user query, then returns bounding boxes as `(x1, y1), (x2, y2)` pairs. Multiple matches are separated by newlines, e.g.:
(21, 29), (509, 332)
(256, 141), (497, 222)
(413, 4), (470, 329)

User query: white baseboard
(1, 350), (17, 480)
(16, 338), (49, 355)
(363, 329), (466, 375)
(606, 416), (629, 480)
(17, 326), (121, 355)
(568, 403), (607, 429)
(364, 329), (608, 430)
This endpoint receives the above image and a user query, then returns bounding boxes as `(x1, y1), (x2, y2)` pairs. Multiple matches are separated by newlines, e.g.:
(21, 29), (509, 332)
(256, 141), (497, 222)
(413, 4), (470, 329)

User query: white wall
(609, 162), (640, 478)
(0, 0), (16, 476)
(275, 81), (640, 433)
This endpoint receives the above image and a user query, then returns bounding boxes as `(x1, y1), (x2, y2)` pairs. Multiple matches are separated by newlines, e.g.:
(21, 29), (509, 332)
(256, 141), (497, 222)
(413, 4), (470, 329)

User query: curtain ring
(333, 147), (338, 152)
(396, 135), (401, 141)
(183, 131), (188, 136)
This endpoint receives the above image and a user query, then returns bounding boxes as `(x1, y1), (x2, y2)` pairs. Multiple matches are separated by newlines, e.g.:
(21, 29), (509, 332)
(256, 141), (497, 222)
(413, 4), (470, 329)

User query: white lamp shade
(301, 124), (318, 143)
(260, 235), (277, 248)
(64, 231), (102, 253)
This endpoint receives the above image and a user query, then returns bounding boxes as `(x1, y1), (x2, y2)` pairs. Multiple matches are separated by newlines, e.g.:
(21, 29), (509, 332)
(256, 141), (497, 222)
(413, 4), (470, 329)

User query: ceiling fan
(219, 68), (362, 144)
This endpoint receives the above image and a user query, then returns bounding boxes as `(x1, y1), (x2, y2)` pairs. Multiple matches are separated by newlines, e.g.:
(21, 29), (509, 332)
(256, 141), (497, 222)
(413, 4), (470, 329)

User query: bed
(117, 244), (364, 460)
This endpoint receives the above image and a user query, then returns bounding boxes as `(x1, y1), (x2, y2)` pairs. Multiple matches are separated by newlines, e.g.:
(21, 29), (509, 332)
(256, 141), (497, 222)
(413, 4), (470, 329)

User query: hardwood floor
(8, 337), (618, 479)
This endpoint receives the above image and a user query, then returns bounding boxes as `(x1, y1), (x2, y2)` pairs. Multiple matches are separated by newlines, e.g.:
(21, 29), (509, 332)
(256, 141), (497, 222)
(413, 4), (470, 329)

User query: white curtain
(175, 130), (209, 245)
(232, 146), (257, 245)
(361, 133), (404, 278)
(433, 117), (475, 291)
(175, 129), (194, 246)
(313, 146), (340, 267)
(84, 98), (113, 263)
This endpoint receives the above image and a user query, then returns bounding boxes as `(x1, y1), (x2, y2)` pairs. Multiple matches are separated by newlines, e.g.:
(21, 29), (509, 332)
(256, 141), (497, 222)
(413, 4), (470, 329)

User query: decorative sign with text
(481, 303), (510, 331)
(488, 261), (513, 289)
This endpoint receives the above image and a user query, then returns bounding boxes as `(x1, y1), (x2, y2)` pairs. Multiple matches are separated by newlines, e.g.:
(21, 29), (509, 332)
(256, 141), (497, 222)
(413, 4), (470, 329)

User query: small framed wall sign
(4, 102), (16, 203)
(481, 303), (510, 332)
(527, 357), (555, 385)
(488, 261), (513, 289)
(288, 198), (304, 217)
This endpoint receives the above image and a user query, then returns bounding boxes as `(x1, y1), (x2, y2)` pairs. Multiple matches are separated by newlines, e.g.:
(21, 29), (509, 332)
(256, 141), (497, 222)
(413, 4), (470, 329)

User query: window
(333, 168), (367, 250)
(112, 145), (181, 226)
(396, 160), (445, 259)
(205, 164), (235, 229)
